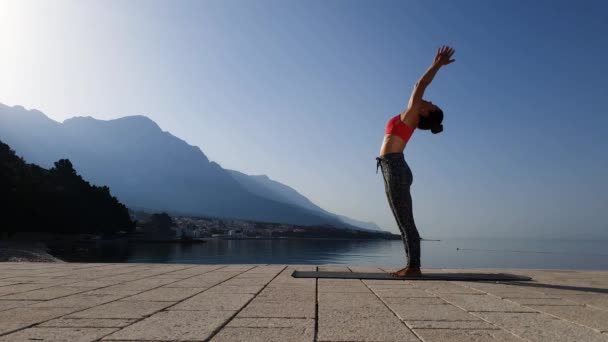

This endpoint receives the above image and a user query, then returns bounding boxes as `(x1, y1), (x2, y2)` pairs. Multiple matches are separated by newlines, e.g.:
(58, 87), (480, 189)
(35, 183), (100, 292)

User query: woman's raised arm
(407, 46), (455, 110)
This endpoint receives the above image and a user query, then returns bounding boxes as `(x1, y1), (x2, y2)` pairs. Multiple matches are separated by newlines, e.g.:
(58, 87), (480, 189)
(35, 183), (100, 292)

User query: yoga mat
(291, 271), (532, 281)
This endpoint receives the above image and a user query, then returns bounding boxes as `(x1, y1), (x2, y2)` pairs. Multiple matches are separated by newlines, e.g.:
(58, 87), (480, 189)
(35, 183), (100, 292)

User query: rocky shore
(0, 241), (62, 262)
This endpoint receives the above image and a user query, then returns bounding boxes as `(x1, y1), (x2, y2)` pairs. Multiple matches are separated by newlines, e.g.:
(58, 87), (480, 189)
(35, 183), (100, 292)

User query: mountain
(227, 169), (382, 231)
(334, 214), (383, 232)
(0, 103), (382, 230)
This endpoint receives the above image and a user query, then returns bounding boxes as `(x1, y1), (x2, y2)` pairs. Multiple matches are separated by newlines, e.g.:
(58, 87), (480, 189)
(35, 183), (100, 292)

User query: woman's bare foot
(390, 267), (422, 277)
(390, 267), (407, 277)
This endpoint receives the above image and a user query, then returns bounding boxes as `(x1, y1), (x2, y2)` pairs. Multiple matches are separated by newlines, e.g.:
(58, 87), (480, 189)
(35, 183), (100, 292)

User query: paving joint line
(432, 290), (533, 342)
(510, 299), (608, 335)
(201, 265), (288, 342)
(455, 283), (608, 333)
(0, 264), (204, 305)
(34, 263), (147, 278)
(94, 264), (247, 341)
(0, 264), (134, 296)
(349, 266), (424, 342)
(0, 264), (225, 338)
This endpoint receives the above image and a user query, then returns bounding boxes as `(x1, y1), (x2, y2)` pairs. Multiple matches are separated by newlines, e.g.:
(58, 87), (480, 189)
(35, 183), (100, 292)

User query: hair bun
(431, 124), (443, 134)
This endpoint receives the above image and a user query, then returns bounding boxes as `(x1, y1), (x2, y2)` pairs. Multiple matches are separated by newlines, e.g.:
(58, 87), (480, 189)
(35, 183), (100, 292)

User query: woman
(376, 46), (455, 277)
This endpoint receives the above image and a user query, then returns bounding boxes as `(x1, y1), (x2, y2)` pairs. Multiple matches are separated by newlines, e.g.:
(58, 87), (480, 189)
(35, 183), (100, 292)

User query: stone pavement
(0, 263), (607, 341)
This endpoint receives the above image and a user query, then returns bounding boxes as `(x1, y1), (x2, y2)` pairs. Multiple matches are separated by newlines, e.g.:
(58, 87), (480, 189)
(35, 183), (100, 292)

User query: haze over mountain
(0, 103), (382, 231)
(227, 169), (382, 231)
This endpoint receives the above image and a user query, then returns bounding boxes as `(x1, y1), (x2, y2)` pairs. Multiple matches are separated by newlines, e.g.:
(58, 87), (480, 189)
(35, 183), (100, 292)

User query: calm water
(57, 238), (608, 270)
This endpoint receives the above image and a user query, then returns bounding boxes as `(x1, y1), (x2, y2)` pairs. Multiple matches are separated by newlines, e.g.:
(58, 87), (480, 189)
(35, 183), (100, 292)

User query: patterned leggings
(376, 152), (421, 268)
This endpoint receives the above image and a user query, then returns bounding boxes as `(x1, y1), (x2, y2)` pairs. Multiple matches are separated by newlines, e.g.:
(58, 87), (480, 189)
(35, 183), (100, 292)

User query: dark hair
(418, 108), (444, 134)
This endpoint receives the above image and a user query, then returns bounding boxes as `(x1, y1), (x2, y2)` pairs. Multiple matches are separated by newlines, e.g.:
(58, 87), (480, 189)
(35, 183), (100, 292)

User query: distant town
(132, 211), (399, 241)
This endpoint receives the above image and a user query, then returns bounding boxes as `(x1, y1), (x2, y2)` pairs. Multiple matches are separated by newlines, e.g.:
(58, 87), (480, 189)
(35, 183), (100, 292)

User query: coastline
(0, 236), (395, 264)
(0, 241), (63, 263)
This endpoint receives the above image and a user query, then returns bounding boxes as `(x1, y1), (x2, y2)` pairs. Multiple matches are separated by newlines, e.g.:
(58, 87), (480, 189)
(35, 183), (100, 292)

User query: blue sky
(1, 0), (607, 238)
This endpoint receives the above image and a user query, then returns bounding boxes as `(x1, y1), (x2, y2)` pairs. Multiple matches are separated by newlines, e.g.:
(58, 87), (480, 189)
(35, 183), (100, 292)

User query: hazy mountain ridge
(227, 169), (382, 231)
(0, 103), (384, 231)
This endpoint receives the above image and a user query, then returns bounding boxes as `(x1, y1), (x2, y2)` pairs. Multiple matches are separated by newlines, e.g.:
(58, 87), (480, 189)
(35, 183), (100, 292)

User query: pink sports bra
(385, 114), (415, 143)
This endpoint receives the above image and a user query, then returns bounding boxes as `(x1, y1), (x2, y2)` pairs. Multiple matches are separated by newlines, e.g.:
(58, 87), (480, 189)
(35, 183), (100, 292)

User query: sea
(54, 238), (608, 270)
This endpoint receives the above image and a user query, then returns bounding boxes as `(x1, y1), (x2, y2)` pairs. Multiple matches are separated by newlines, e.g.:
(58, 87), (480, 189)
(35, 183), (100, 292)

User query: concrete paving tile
(441, 294), (537, 312)
(527, 304), (608, 332)
(162, 272), (239, 288)
(121, 287), (206, 302)
(267, 280), (315, 289)
(507, 298), (584, 306)
(211, 326), (313, 342)
(365, 283), (417, 290)
(476, 312), (608, 342)
(382, 297), (448, 305)
(408, 320), (499, 329)
(257, 289), (315, 302)
(100, 278), (177, 292)
(0, 307), (79, 335)
(161, 265), (225, 276)
(318, 307), (419, 341)
(0, 300), (40, 311)
(0, 286), (91, 300)
(390, 303), (481, 321)
(211, 318), (315, 342)
(102, 310), (234, 341)
(222, 277), (274, 286)
(62, 280), (125, 288)
(0, 283), (51, 296)
(93, 275), (144, 282)
(319, 305), (395, 320)
(205, 285), (263, 294)
(225, 317), (314, 328)
(143, 274), (192, 279)
(0, 276), (72, 285)
(530, 286), (605, 297)
(170, 293), (254, 311)
(39, 318), (136, 328)
(239, 299), (316, 318)
(496, 291), (565, 299)
(31, 292), (128, 308)
(319, 292), (387, 310)
(0, 327), (117, 341)
(559, 294), (608, 310)
(319, 279), (368, 286)
(0, 281), (21, 287)
(66, 301), (173, 319)
(373, 288), (439, 298)
(413, 282), (485, 294)
(79, 288), (142, 297)
(215, 265), (255, 272)
(413, 328), (524, 341)
(246, 265), (286, 271)
(459, 283), (550, 298)
(481, 288), (564, 299)
(318, 279), (371, 293)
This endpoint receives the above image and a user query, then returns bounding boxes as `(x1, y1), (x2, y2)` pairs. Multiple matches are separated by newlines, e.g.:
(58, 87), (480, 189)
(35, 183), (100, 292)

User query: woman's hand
(434, 45), (455, 66)
(407, 46), (455, 111)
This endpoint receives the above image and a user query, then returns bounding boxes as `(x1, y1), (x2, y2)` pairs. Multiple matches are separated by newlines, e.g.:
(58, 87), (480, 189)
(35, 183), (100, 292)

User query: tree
(0, 140), (135, 236)
(142, 213), (175, 238)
